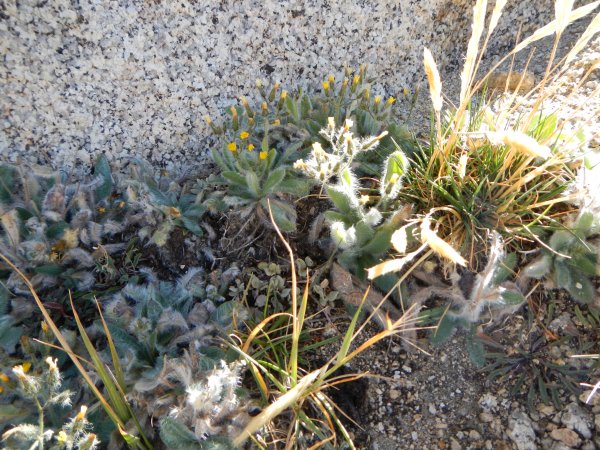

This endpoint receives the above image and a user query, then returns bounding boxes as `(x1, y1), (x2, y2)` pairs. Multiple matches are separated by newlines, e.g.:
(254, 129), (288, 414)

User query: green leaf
(574, 211), (595, 238)
(0, 315), (22, 353)
(34, 264), (65, 276)
(202, 436), (236, 450)
(361, 227), (393, 256)
(277, 177), (312, 196)
(245, 171), (261, 198)
(500, 289), (526, 306)
(211, 301), (235, 328)
(263, 198), (297, 232)
(431, 314), (461, 346)
(549, 230), (574, 252)
(568, 252), (597, 276)
(554, 260), (572, 290)
(493, 252), (518, 284)
(340, 168), (354, 190)
(221, 171), (247, 188)
(285, 96), (300, 123)
(466, 330), (486, 368)
(159, 417), (200, 450)
(528, 112), (557, 141)
(94, 154), (114, 201)
(326, 185), (355, 216)
(184, 204), (208, 219)
(45, 221), (68, 239)
(522, 254), (552, 279)
(355, 109), (380, 136)
(180, 216), (204, 236)
(0, 164), (15, 204)
(0, 284), (9, 315)
(565, 271), (594, 304)
(211, 148), (232, 172)
(263, 167), (286, 194)
(354, 221), (374, 247)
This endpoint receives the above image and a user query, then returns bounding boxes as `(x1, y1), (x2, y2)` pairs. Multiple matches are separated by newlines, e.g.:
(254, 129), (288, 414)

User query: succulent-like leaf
(326, 185), (356, 217)
(564, 270), (594, 304)
(245, 171), (261, 199)
(499, 289), (526, 305)
(0, 315), (22, 353)
(549, 230), (575, 251)
(466, 329), (486, 367)
(492, 252), (517, 284)
(521, 254), (552, 279)
(263, 167), (286, 194)
(263, 198), (297, 232)
(221, 171), (247, 188)
(431, 314), (462, 346)
(93, 154), (113, 201)
(159, 417), (201, 450)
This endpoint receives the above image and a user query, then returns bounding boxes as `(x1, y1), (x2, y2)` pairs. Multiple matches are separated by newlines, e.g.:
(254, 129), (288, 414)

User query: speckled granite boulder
(0, 0), (550, 172)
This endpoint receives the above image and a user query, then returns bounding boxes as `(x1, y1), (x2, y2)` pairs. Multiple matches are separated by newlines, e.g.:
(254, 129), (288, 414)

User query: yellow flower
(0, 386), (4, 394)
(403, 87), (409, 96)
(322, 81), (330, 91)
(118, 201), (125, 208)
(0, 373), (9, 383)
(352, 74), (360, 87)
(240, 131), (250, 140)
(227, 142), (237, 152)
(97, 207), (106, 214)
(75, 405), (88, 422)
(41, 321), (48, 333)
(57, 431), (68, 443)
(272, 119), (281, 126)
(280, 90), (287, 100)
(328, 74), (335, 84)
(259, 151), (268, 160)
(386, 96), (396, 105)
(22, 362), (31, 373)
(247, 144), (255, 151)
(374, 95), (382, 105)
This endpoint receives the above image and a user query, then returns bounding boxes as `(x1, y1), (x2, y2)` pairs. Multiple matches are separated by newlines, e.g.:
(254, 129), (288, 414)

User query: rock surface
(0, 0), (552, 171)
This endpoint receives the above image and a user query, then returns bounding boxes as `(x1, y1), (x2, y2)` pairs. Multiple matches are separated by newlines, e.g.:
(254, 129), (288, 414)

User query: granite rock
(0, 0), (552, 172)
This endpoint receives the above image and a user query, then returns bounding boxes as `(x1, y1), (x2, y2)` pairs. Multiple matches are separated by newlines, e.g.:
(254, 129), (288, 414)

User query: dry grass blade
(423, 47), (442, 113)
(512, 1), (599, 54)
(460, 0), (488, 103)
(488, 0), (508, 36)
(565, 11), (600, 64)
(233, 369), (324, 447)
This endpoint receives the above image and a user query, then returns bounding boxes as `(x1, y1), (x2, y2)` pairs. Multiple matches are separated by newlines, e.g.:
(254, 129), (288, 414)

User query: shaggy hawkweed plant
(211, 125), (313, 233)
(124, 159), (210, 246)
(399, 0), (600, 268)
(0, 156), (127, 294)
(294, 117), (410, 278)
(2, 358), (99, 450)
